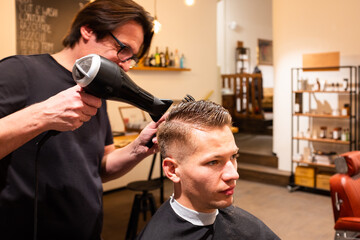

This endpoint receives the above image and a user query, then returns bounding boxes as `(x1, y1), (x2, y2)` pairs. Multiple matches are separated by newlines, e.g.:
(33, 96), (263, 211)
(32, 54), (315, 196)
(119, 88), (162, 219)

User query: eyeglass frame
(109, 32), (139, 66)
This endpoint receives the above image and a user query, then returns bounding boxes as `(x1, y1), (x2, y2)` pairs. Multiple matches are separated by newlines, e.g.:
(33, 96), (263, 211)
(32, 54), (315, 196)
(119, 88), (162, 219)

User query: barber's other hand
(41, 85), (102, 132)
(135, 113), (167, 154)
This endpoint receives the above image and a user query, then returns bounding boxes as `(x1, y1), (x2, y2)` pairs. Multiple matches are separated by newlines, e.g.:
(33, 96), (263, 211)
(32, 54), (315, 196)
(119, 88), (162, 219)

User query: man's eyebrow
(211, 149), (239, 159)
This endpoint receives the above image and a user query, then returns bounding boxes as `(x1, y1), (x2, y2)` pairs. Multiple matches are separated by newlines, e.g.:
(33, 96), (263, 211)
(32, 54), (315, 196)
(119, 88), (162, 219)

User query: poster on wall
(16, 0), (90, 55)
(257, 39), (273, 66)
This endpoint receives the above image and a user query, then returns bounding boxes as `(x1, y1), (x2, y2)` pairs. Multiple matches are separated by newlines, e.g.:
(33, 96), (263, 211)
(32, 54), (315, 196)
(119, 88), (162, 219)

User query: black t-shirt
(137, 200), (280, 240)
(0, 54), (113, 240)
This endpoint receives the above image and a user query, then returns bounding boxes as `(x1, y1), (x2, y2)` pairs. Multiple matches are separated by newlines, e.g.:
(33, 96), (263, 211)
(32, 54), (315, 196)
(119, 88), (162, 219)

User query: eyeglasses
(109, 32), (139, 68)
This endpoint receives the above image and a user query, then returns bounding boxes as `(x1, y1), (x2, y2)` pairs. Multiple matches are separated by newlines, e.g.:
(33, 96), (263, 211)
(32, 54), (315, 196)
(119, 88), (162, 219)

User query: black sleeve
(0, 56), (30, 117)
(102, 100), (114, 146)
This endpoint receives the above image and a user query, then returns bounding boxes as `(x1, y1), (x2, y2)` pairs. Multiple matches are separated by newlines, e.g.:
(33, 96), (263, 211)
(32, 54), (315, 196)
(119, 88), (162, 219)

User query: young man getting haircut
(137, 100), (280, 240)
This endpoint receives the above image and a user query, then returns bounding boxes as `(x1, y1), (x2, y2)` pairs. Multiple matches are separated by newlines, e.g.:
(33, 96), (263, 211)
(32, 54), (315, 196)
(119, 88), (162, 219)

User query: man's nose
(222, 160), (239, 182)
(118, 61), (130, 72)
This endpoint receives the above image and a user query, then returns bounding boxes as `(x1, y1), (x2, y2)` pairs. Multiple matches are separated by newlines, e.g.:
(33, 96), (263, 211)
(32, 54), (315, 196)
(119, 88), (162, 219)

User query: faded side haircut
(157, 100), (232, 160)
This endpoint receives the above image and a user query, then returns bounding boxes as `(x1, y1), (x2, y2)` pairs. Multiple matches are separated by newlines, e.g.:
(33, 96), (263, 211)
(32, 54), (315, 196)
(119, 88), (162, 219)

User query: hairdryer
(72, 54), (172, 122)
(38, 54), (172, 147)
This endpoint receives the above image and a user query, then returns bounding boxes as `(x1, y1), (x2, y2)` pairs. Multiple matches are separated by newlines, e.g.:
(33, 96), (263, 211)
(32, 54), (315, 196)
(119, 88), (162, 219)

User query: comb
(182, 94), (195, 103)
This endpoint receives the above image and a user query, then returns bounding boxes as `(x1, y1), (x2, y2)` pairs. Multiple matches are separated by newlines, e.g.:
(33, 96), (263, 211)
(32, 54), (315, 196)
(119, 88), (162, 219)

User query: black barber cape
(137, 200), (280, 240)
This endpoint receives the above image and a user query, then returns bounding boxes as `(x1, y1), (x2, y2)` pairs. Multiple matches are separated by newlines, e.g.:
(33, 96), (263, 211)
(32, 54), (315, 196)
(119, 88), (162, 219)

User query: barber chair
(330, 151), (360, 240)
(125, 153), (164, 240)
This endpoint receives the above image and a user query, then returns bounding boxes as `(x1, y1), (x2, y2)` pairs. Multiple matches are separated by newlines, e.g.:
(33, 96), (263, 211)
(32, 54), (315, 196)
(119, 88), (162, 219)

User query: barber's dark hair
(157, 100), (232, 159)
(62, 0), (154, 59)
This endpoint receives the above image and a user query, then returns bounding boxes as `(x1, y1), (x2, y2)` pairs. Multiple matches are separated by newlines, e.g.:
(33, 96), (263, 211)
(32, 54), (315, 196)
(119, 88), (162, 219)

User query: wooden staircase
(234, 134), (291, 186)
(233, 117), (273, 136)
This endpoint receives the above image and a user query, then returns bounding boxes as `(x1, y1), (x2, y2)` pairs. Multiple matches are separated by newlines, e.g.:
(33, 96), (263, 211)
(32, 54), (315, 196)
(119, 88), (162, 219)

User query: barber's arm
(100, 116), (165, 183)
(0, 85), (102, 159)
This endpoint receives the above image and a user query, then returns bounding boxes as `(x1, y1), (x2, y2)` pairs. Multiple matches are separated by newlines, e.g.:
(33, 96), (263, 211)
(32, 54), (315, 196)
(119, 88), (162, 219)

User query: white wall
(273, 0), (360, 171)
(0, 1), (16, 59)
(217, 0), (273, 88)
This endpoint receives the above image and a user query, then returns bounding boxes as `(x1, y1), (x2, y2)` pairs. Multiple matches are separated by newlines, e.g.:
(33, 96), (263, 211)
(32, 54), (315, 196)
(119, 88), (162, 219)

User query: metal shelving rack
(289, 66), (359, 193)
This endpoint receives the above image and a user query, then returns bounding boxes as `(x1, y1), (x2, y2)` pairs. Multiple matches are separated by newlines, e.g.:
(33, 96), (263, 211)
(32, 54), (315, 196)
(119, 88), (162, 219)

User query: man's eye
(231, 154), (239, 160)
(207, 160), (218, 166)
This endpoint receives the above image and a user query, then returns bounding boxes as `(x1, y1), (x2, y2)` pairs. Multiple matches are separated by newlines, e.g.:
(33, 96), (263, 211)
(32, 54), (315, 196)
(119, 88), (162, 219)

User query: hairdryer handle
(145, 134), (156, 148)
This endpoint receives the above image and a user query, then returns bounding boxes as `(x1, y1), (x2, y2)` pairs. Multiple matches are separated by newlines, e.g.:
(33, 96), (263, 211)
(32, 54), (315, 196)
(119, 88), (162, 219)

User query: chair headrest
(336, 151), (360, 176)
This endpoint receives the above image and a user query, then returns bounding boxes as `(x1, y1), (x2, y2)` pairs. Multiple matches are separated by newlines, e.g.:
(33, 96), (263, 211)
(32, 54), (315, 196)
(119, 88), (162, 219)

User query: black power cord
(34, 130), (59, 240)
(33, 141), (41, 240)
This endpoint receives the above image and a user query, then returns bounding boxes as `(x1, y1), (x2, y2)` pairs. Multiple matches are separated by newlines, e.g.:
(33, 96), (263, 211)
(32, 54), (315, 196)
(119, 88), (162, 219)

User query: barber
(0, 0), (158, 239)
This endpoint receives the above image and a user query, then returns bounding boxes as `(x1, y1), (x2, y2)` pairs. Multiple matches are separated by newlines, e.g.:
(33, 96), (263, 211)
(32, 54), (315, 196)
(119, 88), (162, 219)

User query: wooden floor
(102, 178), (335, 240)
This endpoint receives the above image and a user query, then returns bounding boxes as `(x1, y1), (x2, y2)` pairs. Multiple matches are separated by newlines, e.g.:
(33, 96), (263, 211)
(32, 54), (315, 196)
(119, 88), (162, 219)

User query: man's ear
(163, 157), (180, 183)
(80, 25), (93, 41)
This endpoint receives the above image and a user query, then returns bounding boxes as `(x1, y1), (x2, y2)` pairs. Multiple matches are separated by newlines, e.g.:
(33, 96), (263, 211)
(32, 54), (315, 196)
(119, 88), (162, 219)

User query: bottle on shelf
(154, 47), (160, 67)
(294, 92), (303, 113)
(345, 128), (350, 141)
(341, 129), (347, 141)
(149, 54), (155, 67)
(174, 49), (180, 68)
(341, 104), (350, 116)
(160, 51), (166, 67)
(143, 55), (150, 66)
(319, 126), (327, 138)
(180, 54), (185, 68)
(169, 52), (174, 67)
(333, 127), (342, 140)
(165, 47), (170, 67)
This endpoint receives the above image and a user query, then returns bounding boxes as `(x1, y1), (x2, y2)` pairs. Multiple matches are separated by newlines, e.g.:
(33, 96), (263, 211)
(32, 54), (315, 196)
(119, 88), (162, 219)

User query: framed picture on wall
(257, 39), (273, 65)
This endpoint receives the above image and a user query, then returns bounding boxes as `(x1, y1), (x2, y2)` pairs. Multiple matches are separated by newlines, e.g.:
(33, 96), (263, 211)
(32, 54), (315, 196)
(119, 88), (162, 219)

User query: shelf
(292, 66), (355, 72)
(293, 113), (351, 119)
(293, 90), (354, 94)
(290, 65), (358, 194)
(293, 136), (350, 145)
(130, 66), (191, 71)
(292, 160), (335, 168)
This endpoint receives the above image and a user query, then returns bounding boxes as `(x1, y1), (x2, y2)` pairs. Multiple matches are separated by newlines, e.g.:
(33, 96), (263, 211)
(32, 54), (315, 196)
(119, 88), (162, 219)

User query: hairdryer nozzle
(72, 54), (173, 122)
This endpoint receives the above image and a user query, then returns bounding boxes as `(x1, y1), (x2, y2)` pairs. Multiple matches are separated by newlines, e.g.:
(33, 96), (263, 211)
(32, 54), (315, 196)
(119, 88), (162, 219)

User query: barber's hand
(41, 85), (102, 132)
(136, 113), (167, 154)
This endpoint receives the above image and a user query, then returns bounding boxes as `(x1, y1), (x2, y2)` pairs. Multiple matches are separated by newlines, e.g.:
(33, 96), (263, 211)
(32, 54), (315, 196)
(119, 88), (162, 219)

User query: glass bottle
(180, 54), (185, 68)
(319, 126), (327, 138)
(160, 51), (165, 67)
(174, 49), (180, 68)
(165, 47), (170, 67)
(154, 47), (160, 67)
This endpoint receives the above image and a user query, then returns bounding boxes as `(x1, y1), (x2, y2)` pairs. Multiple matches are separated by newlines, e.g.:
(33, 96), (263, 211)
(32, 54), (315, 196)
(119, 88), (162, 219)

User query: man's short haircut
(157, 100), (232, 160)
(62, 0), (154, 59)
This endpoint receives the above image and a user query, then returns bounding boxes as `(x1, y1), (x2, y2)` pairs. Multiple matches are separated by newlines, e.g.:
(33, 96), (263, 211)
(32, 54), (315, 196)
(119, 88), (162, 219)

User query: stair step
(237, 163), (290, 187)
(238, 152), (278, 168)
(233, 118), (273, 135)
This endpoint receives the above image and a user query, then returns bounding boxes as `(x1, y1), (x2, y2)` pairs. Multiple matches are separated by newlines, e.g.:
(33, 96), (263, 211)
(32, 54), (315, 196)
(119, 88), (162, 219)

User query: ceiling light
(153, 0), (161, 34)
(185, 0), (195, 6)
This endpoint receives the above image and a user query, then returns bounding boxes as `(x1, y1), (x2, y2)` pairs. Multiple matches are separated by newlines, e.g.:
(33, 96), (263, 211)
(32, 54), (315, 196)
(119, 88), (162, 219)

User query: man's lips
(220, 186), (235, 196)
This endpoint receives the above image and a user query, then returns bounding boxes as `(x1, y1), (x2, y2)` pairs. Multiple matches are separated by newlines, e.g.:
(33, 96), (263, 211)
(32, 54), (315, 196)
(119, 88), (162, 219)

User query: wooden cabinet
(289, 66), (359, 193)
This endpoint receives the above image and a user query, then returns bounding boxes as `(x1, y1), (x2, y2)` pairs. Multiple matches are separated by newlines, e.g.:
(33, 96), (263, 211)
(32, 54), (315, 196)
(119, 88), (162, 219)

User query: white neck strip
(169, 195), (218, 226)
